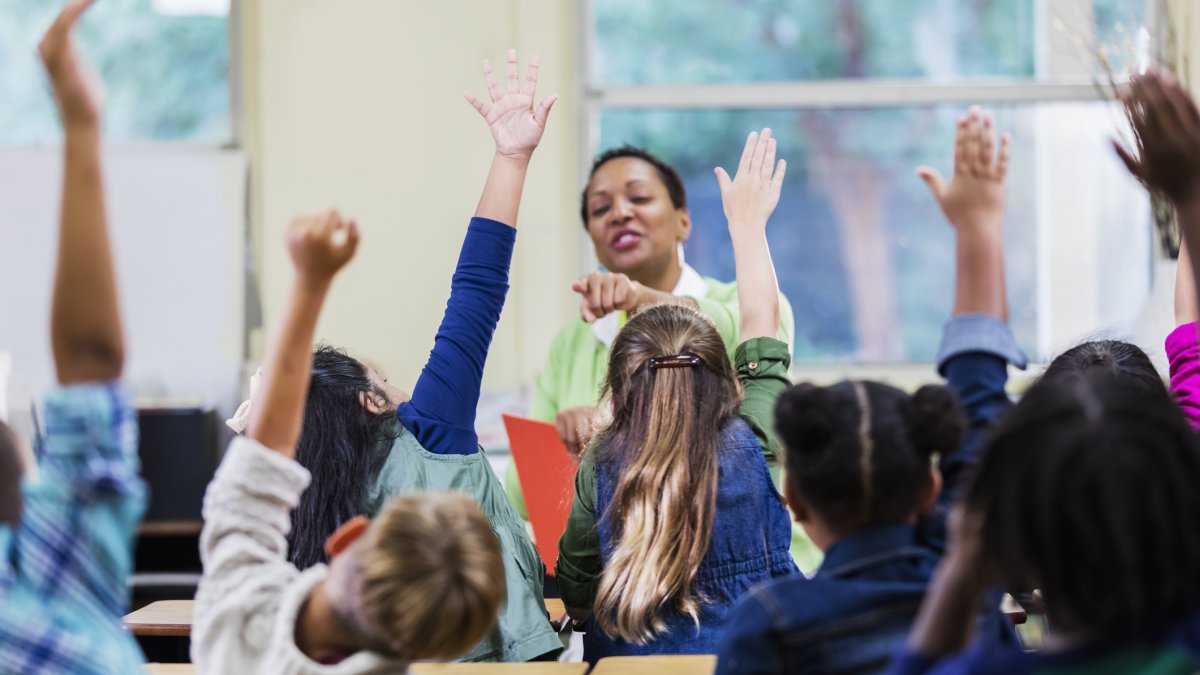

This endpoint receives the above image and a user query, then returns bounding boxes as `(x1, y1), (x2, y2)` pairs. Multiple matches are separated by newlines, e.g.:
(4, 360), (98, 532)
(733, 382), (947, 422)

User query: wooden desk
(126, 598), (570, 638)
(146, 665), (194, 674)
(411, 665), (586, 674)
(591, 655), (717, 674)
(124, 600), (194, 637)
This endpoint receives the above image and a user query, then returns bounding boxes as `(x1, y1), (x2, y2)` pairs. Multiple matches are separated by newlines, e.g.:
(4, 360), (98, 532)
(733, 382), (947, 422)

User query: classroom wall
(243, 0), (582, 398)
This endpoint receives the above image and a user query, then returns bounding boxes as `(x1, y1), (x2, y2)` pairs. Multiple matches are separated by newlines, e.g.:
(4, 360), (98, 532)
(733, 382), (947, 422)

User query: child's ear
(357, 390), (387, 415)
(325, 515), (370, 559)
(784, 477), (808, 524)
(918, 466), (944, 516)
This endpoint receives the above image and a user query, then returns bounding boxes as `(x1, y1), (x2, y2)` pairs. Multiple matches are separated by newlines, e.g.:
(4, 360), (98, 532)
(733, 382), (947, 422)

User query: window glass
(593, 0), (1147, 85)
(597, 102), (1150, 362)
(0, 0), (230, 144)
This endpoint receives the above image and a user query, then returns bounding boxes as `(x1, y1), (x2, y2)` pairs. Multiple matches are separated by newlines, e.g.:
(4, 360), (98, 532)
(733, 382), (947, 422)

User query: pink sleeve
(1167, 322), (1200, 430)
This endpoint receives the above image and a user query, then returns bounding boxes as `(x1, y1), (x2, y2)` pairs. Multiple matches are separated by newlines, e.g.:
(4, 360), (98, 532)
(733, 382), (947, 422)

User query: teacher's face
(583, 157), (691, 280)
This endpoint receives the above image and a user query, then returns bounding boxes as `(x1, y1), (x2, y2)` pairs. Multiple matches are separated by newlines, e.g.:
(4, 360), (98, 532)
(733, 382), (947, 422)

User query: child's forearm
(474, 153), (529, 227)
(246, 278), (329, 457)
(1177, 206), (1200, 326)
(733, 228), (780, 341)
(51, 126), (125, 384)
(953, 229), (1006, 320)
(905, 558), (985, 659)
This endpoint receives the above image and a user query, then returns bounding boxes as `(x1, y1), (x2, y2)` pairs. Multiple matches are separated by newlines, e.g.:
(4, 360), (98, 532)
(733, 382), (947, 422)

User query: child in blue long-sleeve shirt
(224, 51), (563, 663)
(0, 2), (148, 672)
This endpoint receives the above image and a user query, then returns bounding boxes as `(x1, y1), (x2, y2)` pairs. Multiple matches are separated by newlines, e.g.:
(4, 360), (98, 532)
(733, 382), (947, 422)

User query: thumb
(915, 166), (947, 200)
(714, 167), (733, 195)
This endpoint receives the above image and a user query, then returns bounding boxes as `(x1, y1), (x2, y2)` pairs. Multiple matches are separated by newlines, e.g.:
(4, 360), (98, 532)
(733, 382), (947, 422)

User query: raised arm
(1115, 72), (1200, 428)
(247, 212), (358, 456)
(917, 107), (1022, 518)
(918, 106), (1010, 321)
(41, 0), (123, 384)
(465, 49), (557, 225)
(399, 51), (556, 454)
(715, 128), (786, 341)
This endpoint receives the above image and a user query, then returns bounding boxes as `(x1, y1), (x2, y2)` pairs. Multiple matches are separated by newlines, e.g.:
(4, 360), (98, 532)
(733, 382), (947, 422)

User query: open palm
(466, 49), (557, 160)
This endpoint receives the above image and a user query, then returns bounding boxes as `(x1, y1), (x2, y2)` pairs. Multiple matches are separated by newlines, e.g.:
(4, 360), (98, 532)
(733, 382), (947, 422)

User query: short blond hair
(358, 491), (505, 660)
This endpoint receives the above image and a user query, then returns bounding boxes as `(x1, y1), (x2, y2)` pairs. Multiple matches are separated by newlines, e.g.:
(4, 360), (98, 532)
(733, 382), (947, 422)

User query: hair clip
(648, 354), (703, 370)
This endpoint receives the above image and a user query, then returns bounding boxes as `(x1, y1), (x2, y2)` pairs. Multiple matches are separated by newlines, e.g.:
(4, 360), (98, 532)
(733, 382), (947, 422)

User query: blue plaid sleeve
(18, 383), (145, 613)
(0, 384), (147, 674)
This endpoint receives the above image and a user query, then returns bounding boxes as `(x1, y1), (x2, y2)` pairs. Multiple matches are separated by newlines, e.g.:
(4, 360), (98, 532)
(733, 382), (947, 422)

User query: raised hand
(572, 271), (648, 323)
(1114, 70), (1200, 208)
(916, 106), (1010, 233)
(286, 210), (360, 283)
(465, 49), (558, 161)
(714, 128), (787, 234)
(40, 0), (104, 130)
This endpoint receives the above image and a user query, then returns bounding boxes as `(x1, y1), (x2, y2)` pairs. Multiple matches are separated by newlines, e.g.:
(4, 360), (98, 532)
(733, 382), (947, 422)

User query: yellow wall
(242, 0), (582, 392)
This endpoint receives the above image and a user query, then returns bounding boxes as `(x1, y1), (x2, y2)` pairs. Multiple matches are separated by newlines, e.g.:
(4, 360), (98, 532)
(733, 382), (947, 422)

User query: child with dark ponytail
(717, 106), (1025, 675)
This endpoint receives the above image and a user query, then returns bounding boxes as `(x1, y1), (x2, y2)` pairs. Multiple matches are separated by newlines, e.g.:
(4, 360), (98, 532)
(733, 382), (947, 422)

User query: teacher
(506, 145), (795, 517)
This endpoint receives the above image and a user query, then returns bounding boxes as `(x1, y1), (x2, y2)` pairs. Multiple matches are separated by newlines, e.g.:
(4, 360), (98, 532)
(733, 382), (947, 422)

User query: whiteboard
(0, 146), (247, 421)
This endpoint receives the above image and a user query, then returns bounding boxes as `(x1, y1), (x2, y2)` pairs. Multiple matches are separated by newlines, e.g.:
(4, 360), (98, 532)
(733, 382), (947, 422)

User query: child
(224, 50), (563, 663)
(890, 69), (1200, 675)
(716, 107), (1024, 675)
(0, 1), (148, 671)
(193, 209), (507, 673)
(556, 129), (799, 661)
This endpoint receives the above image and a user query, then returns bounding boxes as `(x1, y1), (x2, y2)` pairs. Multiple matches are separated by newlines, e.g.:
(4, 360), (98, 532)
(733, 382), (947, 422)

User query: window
(585, 0), (1156, 363)
(0, 0), (231, 144)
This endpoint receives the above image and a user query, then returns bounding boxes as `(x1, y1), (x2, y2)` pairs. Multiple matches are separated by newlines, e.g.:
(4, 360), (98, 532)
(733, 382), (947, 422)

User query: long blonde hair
(593, 303), (741, 643)
(358, 492), (504, 659)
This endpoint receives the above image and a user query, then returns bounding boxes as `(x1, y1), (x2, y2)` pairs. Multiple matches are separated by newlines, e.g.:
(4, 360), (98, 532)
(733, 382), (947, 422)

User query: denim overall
(584, 416), (798, 661)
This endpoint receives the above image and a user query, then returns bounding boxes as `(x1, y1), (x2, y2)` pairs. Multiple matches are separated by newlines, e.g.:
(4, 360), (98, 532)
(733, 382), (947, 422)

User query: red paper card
(502, 414), (579, 572)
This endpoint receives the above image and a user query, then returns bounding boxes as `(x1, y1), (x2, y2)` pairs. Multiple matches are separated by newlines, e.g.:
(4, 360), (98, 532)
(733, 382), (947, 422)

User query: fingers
(995, 133), (1011, 183)
(749, 127), (772, 175)
(506, 48), (519, 94)
(953, 113), (969, 175)
(1160, 72), (1200, 132)
(481, 59), (502, 103)
(1112, 138), (1145, 181)
(761, 136), (777, 180)
(600, 275), (616, 313)
(771, 159), (787, 191)
(523, 53), (540, 99)
(572, 413), (592, 456)
(464, 92), (490, 119)
(963, 107), (982, 176)
(915, 166), (947, 200)
(737, 131), (758, 175)
(979, 112), (995, 171)
(533, 94), (558, 129)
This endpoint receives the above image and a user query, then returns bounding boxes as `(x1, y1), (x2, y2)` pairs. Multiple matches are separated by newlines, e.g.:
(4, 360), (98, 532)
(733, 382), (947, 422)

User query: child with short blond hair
(192, 209), (507, 673)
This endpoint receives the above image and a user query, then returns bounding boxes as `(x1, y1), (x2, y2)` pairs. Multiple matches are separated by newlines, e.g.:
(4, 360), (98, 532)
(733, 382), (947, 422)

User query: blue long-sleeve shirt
(396, 217), (515, 454)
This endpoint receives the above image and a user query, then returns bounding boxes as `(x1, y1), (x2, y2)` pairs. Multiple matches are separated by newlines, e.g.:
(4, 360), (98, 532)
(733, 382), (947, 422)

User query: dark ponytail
(288, 345), (398, 569)
(775, 380), (965, 533)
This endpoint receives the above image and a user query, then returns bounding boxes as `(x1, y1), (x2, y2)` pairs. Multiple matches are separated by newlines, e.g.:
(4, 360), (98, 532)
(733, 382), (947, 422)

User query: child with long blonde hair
(556, 129), (799, 660)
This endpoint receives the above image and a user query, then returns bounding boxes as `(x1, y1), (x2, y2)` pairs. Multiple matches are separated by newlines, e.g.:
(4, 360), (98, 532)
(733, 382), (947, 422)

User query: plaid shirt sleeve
(0, 383), (147, 674)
